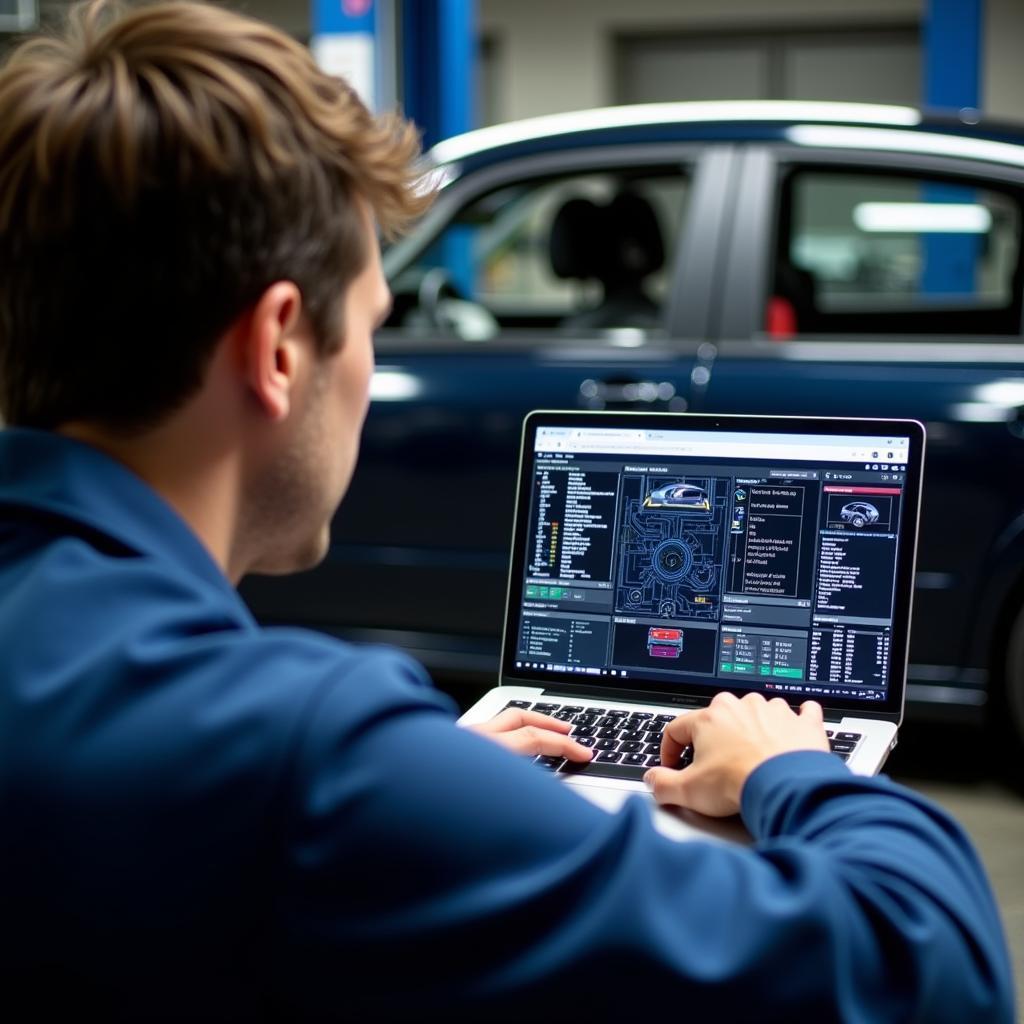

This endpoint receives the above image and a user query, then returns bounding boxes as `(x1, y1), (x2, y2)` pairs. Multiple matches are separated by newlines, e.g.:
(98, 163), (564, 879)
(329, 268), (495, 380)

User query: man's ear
(242, 281), (305, 422)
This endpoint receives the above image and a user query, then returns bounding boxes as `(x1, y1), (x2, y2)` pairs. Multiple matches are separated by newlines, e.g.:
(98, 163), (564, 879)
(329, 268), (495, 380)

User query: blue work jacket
(0, 428), (1014, 1021)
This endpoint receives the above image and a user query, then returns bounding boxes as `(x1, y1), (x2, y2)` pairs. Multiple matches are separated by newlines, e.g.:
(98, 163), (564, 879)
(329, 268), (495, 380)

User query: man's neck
(59, 414), (246, 584)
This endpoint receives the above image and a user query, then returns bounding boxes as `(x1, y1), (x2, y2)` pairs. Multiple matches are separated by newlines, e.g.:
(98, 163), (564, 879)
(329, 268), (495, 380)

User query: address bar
(538, 439), (870, 461)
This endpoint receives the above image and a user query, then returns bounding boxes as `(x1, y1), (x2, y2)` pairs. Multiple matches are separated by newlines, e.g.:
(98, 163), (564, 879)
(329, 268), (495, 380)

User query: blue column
(400, 0), (476, 150)
(401, 0), (476, 296)
(922, 0), (984, 296)
(924, 0), (982, 112)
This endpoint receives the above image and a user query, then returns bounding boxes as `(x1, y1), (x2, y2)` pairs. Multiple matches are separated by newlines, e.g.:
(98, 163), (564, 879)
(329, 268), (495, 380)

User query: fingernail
(643, 770), (653, 786)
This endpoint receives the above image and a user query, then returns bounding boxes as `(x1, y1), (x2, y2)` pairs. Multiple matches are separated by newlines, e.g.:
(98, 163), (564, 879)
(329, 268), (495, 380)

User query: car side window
(766, 167), (1024, 337)
(387, 168), (690, 341)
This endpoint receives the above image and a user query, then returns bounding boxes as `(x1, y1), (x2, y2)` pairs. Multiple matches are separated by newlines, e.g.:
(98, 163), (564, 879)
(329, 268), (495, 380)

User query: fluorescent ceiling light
(853, 202), (992, 233)
(786, 125), (1024, 167)
(430, 102), (920, 166)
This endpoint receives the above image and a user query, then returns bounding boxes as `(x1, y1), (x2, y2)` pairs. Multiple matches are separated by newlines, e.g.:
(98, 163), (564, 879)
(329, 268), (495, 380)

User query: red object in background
(766, 296), (797, 340)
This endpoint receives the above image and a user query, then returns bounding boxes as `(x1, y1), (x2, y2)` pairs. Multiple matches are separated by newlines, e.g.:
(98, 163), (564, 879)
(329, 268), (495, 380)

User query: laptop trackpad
(570, 783), (752, 845)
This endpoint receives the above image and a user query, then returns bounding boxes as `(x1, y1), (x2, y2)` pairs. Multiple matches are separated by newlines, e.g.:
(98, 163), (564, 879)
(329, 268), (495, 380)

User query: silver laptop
(460, 410), (925, 832)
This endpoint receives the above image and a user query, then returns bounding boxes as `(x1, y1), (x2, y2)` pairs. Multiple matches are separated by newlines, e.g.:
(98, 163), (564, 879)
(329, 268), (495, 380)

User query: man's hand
(645, 692), (830, 817)
(467, 708), (594, 762)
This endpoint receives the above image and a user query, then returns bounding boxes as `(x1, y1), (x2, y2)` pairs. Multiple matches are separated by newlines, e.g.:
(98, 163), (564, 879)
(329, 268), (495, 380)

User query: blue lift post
(400, 0), (476, 297)
(400, 0), (476, 152)
(922, 0), (984, 297)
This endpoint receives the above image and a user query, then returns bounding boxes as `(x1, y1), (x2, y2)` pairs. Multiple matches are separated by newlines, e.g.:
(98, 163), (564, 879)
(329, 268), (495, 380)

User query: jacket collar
(0, 427), (247, 611)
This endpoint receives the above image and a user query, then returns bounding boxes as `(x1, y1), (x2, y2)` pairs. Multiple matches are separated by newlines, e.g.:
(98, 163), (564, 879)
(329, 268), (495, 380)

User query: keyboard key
(582, 708), (607, 716)
(623, 753), (647, 766)
(562, 706), (584, 715)
(825, 729), (835, 738)
(620, 730), (646, 742)
(596, 727), (620, 739)
(834, 752), (850, 762)
(572, 725), (596, 738)
(646, 755), (661, 767)
(533, 703), (561, 713)
(603, 708), (627, 718)
(504, 701), (532, 709)
(534, 755), (564, 771)
(619, 741), (643, 753)
(628, 712), (653, 720)
(836, 732), (862, 742)
(830, 741), (856, 753)
(575, 713), (599, 726)
(553, 710), (575, 722)
(595, 738), (618, 751)
(645, 730), (663, 744)
(596, 751), (623, 763)
(644, 743), (662, 756)
(655, 714), (674, 724)
(596, 716), (620, 727)
(575, 736), (596, 748)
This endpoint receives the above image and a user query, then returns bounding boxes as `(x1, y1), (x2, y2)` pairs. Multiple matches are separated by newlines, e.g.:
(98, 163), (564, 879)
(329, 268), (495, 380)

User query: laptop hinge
(540, 684), (705, 709)
(823, 708), (901, 725)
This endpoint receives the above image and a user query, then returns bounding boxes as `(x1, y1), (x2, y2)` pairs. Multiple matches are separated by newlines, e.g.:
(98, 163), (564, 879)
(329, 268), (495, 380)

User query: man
(0, 2), (1014, 1020)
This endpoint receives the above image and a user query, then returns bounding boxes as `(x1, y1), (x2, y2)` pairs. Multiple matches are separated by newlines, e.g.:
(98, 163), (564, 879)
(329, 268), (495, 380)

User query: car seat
(549, 191), (665, 329)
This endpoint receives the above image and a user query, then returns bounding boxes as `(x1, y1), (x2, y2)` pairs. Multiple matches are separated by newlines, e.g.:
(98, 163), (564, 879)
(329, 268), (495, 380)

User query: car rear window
(767, 167), (1024, 337)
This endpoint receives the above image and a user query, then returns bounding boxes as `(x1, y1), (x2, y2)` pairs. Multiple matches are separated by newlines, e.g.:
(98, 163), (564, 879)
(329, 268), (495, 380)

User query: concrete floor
(888, 723), (1024, 1019)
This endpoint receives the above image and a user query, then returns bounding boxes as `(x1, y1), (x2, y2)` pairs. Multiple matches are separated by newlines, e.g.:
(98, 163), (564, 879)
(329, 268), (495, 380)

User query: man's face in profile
(248, 200), (391, 575)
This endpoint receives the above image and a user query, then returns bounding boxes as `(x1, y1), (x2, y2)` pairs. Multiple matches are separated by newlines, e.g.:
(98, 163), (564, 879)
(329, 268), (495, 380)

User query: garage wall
(479, 0), (923, 123)
(614, 27), (920, 107)
(984, 0), (1024, 122)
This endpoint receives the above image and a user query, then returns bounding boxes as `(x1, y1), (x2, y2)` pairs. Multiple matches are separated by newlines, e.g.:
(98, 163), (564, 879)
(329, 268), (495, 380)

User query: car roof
(426, 100), (1024, 178)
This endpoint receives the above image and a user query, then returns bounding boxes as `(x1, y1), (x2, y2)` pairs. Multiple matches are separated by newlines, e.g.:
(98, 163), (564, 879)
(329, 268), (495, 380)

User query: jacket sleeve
(274, 650), (1015, 1023)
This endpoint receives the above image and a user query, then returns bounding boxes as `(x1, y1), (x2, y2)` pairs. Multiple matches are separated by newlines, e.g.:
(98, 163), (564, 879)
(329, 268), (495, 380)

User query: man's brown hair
(0, 0), (430, 430)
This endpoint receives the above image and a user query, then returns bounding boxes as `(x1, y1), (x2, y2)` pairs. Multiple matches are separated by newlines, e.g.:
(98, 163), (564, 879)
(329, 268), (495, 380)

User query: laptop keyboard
(502, 700), (862, 782)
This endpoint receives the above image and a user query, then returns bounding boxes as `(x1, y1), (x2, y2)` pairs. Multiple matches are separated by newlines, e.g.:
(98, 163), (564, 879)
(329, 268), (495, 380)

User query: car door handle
(579, 378), (686, 410)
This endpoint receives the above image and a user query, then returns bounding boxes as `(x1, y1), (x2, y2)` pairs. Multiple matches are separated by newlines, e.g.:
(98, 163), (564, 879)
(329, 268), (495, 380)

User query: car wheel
(995, 603), (1024, 788)
(852, 515), (866, 528)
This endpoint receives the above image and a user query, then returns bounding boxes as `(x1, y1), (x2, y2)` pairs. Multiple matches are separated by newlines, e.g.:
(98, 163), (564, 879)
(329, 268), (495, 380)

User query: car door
(696, 142), (1024, 712)
(241, 144), (736, 691)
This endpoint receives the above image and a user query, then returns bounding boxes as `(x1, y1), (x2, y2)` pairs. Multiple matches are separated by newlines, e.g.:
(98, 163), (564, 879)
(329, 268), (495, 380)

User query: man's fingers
(483, 708), (573, 735)
(799, 700), (824, 723)
(505, 726), (592, 760)
(661, 710), (697, 766)
(644, 765), (690, 807)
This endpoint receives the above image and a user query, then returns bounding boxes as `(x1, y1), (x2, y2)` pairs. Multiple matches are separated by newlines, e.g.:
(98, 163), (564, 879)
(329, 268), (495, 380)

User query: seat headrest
(549, 197), (603, 280)
(549, 191), (665, 286)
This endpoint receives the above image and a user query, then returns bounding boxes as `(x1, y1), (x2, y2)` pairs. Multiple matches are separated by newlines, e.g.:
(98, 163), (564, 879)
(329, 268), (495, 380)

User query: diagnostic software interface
(513, 424), (914, 704)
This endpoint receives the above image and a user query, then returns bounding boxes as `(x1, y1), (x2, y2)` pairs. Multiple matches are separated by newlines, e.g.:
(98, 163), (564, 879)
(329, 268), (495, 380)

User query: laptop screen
(501, 411), (925, 718)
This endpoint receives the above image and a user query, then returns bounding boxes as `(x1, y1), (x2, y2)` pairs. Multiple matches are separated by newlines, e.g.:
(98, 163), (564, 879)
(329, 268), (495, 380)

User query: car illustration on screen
(643, 483), (710, 511)
(840, 501), (880, 528)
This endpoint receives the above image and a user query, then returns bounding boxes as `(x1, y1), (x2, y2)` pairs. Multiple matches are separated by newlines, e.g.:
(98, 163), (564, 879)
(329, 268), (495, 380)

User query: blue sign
(312, 0), (375, 35)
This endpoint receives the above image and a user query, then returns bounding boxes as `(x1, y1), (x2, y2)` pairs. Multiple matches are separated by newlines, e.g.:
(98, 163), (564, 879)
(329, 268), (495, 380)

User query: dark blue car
(241, 101), (1024, 764)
